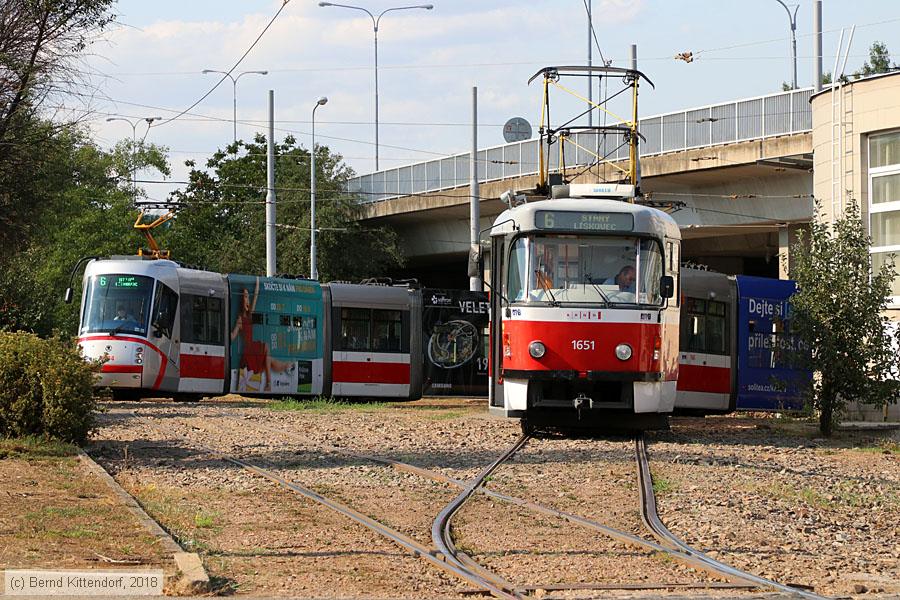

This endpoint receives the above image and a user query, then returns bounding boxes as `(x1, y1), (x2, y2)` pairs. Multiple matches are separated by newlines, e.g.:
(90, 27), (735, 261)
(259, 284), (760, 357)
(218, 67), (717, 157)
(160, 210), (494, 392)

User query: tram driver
(603, 265), (636, 294)
(113, 303), (136, 322)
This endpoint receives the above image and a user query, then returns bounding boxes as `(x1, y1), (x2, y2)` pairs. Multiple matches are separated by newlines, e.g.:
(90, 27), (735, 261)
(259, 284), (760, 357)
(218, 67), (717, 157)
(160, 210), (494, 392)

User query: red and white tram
(74, 256), (423, 400)
(485, 185), (681, 429)
(325, 282), (423, 399)
(676, 269), (736, 413)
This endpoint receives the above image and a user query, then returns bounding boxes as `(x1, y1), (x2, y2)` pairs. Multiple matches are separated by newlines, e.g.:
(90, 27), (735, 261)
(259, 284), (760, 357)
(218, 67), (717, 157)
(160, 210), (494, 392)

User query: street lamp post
(774, 0), (799, 89)
(319, 2), (433, 171)
(106, 116), (162, 199)
(310, 96), (328, 281)
(202, 69), (268, 143)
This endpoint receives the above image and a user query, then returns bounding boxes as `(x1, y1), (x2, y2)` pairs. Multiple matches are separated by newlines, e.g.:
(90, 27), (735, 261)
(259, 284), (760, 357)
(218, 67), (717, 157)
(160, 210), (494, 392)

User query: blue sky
(81, 0), (899, 198)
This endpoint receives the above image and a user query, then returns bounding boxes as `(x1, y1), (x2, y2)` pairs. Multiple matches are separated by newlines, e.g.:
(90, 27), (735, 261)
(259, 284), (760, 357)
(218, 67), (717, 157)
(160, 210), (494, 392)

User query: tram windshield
(507, 235), (664, 306)
(80, 274), (154, 336)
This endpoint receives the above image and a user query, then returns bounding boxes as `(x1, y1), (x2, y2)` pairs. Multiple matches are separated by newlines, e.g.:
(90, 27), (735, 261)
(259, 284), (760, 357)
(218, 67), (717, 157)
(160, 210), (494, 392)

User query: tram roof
(328, 282), (417, 308)
(85, 257), (183, 277)
(491, 198), (680, 240)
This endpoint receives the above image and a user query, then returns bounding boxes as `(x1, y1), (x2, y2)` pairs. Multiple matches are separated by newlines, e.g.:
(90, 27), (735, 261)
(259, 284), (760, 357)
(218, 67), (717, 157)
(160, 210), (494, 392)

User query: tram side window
(340, 308), (370, 351)
(682, 297), (728, 355)
(639, 239), (663, 304)
(151, 283), (178, 338)
(372, 310), (402, 351)
(181, 294), (223, 345)
(685, 298), (707, 352)
(706, 300), (727, 354)
(666, 241), (680, 306)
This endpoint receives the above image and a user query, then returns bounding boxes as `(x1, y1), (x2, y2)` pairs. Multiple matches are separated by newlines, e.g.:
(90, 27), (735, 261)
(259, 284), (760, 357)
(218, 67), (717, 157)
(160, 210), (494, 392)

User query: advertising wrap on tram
(226, 274), (325, 395)
(422, 289), (489, 396)
(735, 275), (809, 411)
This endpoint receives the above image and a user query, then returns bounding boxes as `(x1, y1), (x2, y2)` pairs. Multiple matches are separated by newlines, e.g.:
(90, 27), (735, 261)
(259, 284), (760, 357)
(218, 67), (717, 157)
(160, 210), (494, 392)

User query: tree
(788, 200), (900, 436)
(167, 135), (403, 281)
(0, 0), (116, 249)
(0, 129), (170, 336)
(854, 41), (897, 78)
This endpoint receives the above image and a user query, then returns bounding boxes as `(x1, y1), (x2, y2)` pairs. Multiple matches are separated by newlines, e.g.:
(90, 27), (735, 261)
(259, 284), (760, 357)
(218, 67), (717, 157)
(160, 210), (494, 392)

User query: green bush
(0, 332), (99, 443)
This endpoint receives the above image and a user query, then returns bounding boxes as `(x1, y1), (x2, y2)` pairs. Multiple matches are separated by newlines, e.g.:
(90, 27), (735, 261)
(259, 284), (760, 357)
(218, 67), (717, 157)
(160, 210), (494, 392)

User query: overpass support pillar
(778, 224), (804, 279)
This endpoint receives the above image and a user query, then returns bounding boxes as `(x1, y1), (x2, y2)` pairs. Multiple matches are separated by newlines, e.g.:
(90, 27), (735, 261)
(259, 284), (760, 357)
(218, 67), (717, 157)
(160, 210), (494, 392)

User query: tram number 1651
(571, 339), (596, 351)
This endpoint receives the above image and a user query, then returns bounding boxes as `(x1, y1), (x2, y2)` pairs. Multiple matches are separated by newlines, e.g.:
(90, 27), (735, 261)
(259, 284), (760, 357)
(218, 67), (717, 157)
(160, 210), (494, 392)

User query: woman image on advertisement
(230, 277), (293, 391)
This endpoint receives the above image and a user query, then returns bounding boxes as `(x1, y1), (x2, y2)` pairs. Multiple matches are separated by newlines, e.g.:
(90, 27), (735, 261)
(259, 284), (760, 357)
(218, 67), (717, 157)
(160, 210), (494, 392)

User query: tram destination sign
(534, 210), (634, 232)
(99, 275), (143, 289)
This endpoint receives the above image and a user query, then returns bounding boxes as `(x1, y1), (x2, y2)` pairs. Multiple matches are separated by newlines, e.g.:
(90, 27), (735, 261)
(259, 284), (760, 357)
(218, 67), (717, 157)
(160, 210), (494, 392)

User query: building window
(868, 131), (900, 304)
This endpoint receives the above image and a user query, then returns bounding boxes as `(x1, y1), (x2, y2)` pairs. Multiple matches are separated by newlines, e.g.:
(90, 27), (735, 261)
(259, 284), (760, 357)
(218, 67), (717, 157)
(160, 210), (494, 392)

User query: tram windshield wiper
(109, 324), (126, 336)
(584, 273), (611, 307)
(534, 270), (559, 306)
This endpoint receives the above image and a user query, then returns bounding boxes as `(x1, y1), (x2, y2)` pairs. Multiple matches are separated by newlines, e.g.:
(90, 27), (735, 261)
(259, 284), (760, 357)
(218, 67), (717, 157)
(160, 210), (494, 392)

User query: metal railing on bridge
(348, 87), (813, 203)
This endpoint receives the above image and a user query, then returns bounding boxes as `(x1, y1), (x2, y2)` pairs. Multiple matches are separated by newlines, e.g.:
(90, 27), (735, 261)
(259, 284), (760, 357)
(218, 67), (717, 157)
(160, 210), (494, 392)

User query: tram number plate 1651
(571, 340), (595, 350)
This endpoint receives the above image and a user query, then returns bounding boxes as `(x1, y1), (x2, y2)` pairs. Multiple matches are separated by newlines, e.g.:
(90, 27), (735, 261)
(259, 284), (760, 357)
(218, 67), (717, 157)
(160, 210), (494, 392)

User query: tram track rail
(121, 410), (519, 600)
(225, 409), (834, 597)
(106, 405), (831, 598)
(634, 435), (828, 600)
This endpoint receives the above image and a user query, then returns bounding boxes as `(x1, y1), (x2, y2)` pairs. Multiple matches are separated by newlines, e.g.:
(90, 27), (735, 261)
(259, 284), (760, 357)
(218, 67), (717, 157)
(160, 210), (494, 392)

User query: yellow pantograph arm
(549, 79), (633, 128)
(538, 76), (550, 186)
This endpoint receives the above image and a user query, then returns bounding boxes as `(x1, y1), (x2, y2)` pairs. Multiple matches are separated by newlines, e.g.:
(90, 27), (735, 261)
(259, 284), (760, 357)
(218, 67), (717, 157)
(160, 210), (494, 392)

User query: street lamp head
(145, 116), (163, 124)
(316, 96), (328, 106)
(201, 69), (215, 74)
(318, 2), (332, 6)
(258, 70), (269, 75)
(422, 4), (434, 9)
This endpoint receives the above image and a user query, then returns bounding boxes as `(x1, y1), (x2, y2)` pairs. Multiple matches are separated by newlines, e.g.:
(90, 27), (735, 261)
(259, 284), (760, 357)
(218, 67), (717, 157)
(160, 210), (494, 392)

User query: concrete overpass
(349, 88), (815, 287)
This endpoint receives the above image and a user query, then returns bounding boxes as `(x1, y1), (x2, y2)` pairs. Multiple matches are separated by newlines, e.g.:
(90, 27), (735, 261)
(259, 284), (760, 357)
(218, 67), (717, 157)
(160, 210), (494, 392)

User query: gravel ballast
(88, 398), (900, 598)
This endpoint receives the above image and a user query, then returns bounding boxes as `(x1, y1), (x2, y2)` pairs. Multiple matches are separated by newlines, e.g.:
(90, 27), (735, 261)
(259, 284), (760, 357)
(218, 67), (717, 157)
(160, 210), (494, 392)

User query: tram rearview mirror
(64, 287), (73, 304)
(660, 275), (675, 299)
(467, 247), (483, 279)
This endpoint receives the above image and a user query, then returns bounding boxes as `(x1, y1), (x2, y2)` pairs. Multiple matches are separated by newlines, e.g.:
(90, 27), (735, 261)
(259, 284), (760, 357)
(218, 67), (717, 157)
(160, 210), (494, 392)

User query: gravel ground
(647, 417), (900, 597)
(88, 398), (900, 598)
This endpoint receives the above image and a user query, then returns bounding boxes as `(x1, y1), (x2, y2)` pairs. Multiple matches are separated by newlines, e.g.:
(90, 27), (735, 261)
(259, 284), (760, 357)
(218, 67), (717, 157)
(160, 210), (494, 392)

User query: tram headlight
(528, 340), (546, 359)
(615, 343), (633, 361)
(134, 346), (144, 365)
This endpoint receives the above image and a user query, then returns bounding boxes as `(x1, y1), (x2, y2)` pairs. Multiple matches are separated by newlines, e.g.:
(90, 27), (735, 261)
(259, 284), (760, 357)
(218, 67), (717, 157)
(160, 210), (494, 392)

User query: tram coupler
(573, 393), (594, 420)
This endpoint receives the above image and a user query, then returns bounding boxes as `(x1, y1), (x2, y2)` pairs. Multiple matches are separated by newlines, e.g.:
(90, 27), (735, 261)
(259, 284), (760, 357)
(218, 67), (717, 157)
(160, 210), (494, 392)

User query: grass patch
(749, 478), (897, 510)
(194, 510), (219, 529)
(853, 441), (900, 455)
(0, 437), (78, 459)
(135, 485), (217, 553)
(53, 526), (99, 539)
(652, 550), (675, 564)
(25, 506), (91, 520)
(269, 397), (389, 413)
(652, 475), (675, 494)
(798, 486), (832, 509)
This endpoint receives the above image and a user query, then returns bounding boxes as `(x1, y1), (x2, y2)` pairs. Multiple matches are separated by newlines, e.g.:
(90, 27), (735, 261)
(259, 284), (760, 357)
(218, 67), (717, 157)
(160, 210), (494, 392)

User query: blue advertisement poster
(735, 275), (809, 410)
(226, 274), (324, 395)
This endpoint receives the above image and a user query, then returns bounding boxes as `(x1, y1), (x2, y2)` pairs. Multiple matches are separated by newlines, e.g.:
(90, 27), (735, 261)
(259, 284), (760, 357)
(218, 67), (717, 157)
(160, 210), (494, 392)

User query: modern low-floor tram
(76, 257), (423, 401)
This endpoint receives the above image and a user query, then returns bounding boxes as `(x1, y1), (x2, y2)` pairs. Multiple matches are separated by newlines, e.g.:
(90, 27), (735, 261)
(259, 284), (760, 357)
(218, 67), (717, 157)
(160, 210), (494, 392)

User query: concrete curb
(76, 450), (211, 593)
